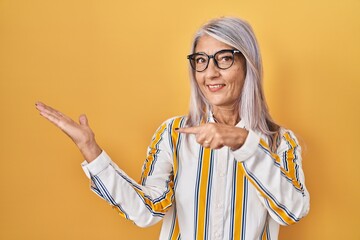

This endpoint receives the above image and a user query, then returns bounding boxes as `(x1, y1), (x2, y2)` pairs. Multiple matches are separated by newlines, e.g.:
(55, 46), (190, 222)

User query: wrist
(79, 140), (102, 163)
(230, 128), (248, 151)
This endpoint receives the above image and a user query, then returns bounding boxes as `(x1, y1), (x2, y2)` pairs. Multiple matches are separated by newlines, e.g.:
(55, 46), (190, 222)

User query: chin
(208, 101), (231, 108)
(206, 98), (238, 109)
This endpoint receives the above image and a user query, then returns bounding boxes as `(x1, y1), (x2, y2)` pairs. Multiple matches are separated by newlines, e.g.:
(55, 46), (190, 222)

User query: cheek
(227, 73), (245, 96)
(195, 74), (206, 89)
(195, 73), (202, 82)
(235, 79), (245, 95)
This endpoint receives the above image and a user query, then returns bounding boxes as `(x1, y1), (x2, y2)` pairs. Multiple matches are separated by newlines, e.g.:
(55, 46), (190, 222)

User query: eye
(223, 56), (233, 61)
(217, 53), (233, 62)
(194, 56), (207, 64)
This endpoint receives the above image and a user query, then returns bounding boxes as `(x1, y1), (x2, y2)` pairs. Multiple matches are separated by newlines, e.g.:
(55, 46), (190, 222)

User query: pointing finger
(175, 126), (201, 135)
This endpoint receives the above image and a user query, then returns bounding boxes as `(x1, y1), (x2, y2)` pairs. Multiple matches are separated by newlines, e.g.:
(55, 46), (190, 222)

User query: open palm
(35, 101), (101, 162)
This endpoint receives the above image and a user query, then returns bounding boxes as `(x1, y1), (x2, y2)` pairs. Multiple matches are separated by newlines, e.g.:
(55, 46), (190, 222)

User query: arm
(231, 129), (310, 225)
(177, 123), (309, 225)
(82, 122), (175, 227)
(35, 102), (175, 227)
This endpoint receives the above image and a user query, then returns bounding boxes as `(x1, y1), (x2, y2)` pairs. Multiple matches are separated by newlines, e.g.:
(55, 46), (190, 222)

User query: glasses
(187, 49), (241, 72)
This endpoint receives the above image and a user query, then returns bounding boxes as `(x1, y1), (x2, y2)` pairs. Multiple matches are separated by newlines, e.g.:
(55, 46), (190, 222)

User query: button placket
(210, 148), (228, 240)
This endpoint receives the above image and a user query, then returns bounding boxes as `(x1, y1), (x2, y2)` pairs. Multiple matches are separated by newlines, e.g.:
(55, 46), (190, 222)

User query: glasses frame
(187, 49), (241, 72)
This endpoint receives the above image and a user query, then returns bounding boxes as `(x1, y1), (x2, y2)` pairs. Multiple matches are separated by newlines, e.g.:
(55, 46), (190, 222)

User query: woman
(35, 17), (309, 239)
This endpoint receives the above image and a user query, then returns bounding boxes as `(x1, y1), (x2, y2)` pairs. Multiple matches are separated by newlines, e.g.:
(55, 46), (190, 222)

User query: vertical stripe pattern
(241, 163), (300, 225)
(229, 161), (247, 239)
(258, 133), (304, 194)
(82, 116), (309, 239)
(141, 123), (168, 184)
(168, 117), (184, 239)
(194, 146), (214, 240)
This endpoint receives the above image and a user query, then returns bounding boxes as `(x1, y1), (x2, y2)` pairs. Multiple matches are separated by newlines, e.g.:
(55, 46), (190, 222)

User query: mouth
(207, 84), (226, 92)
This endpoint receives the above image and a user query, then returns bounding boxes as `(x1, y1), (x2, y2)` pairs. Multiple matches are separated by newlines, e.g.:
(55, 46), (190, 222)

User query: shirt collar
(208, 111), (245, 128)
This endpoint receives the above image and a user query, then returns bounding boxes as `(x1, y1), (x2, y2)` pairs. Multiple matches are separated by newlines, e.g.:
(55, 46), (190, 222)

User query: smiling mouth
(207, 84), (226, 92)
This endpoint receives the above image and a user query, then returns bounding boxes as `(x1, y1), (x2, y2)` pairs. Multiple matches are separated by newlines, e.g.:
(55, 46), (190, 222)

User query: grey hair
(187, 17), (280, 150)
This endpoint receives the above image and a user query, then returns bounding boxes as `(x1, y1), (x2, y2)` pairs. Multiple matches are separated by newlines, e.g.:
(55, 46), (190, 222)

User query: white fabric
(81, 115), (310, 240)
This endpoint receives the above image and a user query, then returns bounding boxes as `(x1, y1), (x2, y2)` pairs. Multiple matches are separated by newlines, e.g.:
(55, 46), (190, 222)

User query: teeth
(209, 84), (224, 89)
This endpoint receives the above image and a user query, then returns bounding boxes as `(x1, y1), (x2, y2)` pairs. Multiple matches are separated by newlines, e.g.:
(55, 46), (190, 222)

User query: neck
(212, 105), (240, 126)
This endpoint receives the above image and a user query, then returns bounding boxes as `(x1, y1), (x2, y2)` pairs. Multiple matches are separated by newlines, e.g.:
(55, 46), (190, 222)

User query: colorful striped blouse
(81, 115), (310, 240)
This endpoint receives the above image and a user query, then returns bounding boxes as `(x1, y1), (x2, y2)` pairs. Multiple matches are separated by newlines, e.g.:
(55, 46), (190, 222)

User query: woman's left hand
(176, 123), (248, 150)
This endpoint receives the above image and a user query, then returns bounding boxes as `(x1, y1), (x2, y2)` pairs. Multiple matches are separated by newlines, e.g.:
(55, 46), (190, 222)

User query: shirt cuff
(81, 150), (112, 178)
(230, 130), (260, 162)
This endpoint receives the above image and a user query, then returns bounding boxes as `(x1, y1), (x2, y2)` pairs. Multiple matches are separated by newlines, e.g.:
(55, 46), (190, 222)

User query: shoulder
(277, 128), (301, 153)
(151, 116), (187, 150)
(279, 128), (299, 144)
(255, 127), (301, 153)
(152, 116), (187, 137)
(159, 116), (188, 129)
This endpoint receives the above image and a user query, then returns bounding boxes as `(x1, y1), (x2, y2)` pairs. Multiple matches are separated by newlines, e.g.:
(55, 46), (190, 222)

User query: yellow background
(1, 0), (359, 239)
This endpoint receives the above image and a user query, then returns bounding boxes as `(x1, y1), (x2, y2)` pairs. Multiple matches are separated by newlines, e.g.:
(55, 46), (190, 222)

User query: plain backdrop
(0, 0), (359, 239)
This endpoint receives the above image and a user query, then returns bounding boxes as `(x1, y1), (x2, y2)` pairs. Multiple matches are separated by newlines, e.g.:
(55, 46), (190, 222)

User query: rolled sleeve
(230, 130), (260, 162)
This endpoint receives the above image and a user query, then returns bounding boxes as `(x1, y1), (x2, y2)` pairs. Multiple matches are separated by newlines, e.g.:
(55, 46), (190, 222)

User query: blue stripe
(242, 163), (300, 223)
(90, 185), (103, 198)
(204, 150), (214, 240)
(168, 206), (177, 239)
(132, 191), (166, 217)
(174, 117), (185, 189)
(115, 170), (142, 191)
(264, 199), (287, 225)
(92, 176), (130, 219)
(258, 144), (281, 168)
(116, 169), (173, 205)
(92, 176), (115, 204)
(96, 172), (166, 217)
(282, 151), (289, 171)
(168, 120), (175, 153)
(259, 143), (304, 193)
(147, 125), (168, 177)
(259, 217), (271, 240)
(141, 123), (169, 185)
(284, 133), (301, 181)
(193, 146), (204, 239)
(229, 160), (237, 240)
(167, 116), (185, 239)
(241, 177), (248, 239)
(283, 133), (305, 194)
(126, 183), (166, 218)
(116, 204), (130, 219)
(260, 223), (265, 240)
(267, 221), (271, 240)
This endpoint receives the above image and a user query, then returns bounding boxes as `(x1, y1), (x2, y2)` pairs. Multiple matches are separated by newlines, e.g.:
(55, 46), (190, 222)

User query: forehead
(195, 34), (233, 54)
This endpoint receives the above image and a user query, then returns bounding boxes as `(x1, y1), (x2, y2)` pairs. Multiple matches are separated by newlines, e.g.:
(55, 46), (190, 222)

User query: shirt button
(215, 232), (221, 238)
(217, 203), (223, 208)
(219, 172), (226, 177)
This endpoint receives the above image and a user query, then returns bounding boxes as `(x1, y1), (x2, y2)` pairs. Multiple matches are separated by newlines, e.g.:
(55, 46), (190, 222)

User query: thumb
(79, 114), (89, 126)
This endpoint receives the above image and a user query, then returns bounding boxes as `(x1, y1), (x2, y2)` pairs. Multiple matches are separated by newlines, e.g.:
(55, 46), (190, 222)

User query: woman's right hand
(35, 101), (102, 162)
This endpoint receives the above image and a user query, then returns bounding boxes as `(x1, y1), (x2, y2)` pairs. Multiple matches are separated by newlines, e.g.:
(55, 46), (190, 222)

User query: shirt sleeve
(231, 129), (310, 226)
(81, 121), (175, 228)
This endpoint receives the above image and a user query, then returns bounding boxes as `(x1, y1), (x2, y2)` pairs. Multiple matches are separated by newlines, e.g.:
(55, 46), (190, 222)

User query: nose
(205, 58), (220, 78)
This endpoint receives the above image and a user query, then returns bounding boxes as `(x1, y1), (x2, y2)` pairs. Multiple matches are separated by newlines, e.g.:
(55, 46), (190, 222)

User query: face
(194, 34), (246, 111)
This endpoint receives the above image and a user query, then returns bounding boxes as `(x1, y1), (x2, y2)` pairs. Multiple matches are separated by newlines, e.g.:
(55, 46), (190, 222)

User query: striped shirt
(81, 115), (310, 240)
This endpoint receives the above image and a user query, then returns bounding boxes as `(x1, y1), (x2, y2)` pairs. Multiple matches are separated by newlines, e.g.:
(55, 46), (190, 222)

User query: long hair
(187, 17), (280, 151)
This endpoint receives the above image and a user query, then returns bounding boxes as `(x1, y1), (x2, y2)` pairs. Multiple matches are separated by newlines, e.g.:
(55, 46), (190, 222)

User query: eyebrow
(193, 49), (236, 55)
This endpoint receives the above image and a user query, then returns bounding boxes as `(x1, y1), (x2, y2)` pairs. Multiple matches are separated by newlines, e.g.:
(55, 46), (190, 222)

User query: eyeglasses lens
(188, 50), (237, 72)
(215, 51), (234, 69)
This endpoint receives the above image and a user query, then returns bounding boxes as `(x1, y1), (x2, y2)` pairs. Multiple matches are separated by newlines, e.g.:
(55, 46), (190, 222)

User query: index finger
(175, 126), (201, 135)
